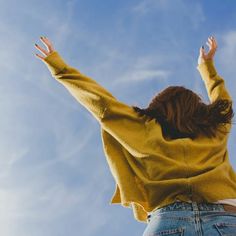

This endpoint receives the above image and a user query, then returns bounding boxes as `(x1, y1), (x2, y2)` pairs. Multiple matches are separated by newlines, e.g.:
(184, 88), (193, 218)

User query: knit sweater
(42, 51), (236, 223)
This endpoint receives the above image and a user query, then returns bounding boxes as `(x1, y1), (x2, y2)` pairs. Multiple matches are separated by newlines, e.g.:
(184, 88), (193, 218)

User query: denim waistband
(149, 201), (225, 216)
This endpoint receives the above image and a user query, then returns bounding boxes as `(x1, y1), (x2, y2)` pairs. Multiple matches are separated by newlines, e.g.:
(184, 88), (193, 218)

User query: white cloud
(0, 146), (29, 178)
(215, 30), (236, 165)
(112, 68), (171, 85)
(53, 124), (96, 163)
(0, 2), (113, 235)
(105, 53), (172, 87)
(132, 0), (168, 14)
(217, 30), (236, 73)
(0, 178), (110, 235)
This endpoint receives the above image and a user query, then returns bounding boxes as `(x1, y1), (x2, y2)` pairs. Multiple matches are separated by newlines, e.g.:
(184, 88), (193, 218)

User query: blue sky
(1, 0), (236, 235)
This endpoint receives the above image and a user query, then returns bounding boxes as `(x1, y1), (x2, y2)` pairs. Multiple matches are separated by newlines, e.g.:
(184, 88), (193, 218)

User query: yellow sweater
(42, 51), (236, 223)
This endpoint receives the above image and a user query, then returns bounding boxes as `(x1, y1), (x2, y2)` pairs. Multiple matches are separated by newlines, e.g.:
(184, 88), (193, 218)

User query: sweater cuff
(196, 59), (217, 79)
(43, 51), (68, 75)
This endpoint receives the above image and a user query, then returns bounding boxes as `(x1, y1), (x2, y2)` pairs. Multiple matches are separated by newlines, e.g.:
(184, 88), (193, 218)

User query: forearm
(43, 51), (116, 122)
(196, 59), (232, 103)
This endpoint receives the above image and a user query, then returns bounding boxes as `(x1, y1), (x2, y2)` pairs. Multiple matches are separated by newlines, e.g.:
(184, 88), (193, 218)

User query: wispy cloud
(132, 0), (168, 14)
(213, 31), (236, 166)
(0, 178), (110, 236)
(217, 30), (236, 74)
(112, 68), (171, 85)
(54, 125), (95, 163)
(0, 1), (113, 235)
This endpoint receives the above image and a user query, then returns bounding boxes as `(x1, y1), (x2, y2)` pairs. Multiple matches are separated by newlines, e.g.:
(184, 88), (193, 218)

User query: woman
(34, 36), (236, 235)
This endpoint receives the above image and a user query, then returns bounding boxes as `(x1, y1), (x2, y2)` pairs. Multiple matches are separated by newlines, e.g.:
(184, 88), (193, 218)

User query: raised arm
(197, 59), (232, 103)
(196, 36), (233, 135)
(42, 50), (116, 122)
(34, 36), (128, 122)
(34, 36), (149, 156)
(196, 36), (232, 103)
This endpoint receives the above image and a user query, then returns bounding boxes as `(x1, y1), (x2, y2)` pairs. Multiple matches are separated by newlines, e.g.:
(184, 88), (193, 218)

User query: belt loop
(191, 201), (199, 211)
(147, 214), (151, 223)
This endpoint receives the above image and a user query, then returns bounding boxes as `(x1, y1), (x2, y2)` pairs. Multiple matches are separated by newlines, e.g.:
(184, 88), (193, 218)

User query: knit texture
(43, 51), (236, 224)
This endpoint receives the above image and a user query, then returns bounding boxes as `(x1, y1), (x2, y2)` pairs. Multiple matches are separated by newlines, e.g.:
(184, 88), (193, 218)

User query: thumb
(199, 45), (205, 57)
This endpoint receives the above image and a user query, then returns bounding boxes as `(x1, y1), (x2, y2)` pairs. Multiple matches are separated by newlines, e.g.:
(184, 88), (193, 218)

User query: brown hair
(131, 86), (234, 139)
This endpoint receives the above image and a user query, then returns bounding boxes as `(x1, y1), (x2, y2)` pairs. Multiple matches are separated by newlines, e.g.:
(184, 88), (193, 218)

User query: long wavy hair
(131, 86), (234, 139)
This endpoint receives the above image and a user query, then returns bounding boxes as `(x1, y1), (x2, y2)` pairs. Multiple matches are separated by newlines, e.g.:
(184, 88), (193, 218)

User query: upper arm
(101, 97), (149, 157)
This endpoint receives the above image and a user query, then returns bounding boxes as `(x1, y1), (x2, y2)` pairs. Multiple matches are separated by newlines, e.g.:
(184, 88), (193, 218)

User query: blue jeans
(143, 201), (236, 236)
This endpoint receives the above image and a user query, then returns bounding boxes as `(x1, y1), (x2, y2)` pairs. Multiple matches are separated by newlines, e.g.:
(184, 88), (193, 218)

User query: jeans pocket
(143, 227), (185, 236)
(214, 222), (236, 235)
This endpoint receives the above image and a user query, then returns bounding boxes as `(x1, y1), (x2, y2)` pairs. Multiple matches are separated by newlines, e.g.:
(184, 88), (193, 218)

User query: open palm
(198, 36), (218, 65)
(34, 36), (55, 60)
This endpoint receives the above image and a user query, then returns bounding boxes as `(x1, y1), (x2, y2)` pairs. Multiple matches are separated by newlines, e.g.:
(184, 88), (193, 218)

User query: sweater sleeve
(101, 98), (149, 158)
(42, 51), (148, 155)
(196, 59), (233, 135)
(196, 59), (232, 103)
(42, 51), (119, 122)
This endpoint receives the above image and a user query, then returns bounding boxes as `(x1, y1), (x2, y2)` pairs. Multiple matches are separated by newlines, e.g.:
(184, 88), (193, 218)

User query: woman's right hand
(34, 36), (55, 61)
(198, 36), (218, 65)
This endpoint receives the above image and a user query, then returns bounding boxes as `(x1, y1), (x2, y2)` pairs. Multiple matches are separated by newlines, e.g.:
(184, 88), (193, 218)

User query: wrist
(198, 58), (214, 66)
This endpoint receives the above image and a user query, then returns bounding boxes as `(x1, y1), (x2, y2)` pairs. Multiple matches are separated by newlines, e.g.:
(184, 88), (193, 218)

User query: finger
(40, 36), (49, 47)
(40, 36), (54, 53)
(208, 37), (213, 45)
(35, 53), (45, 60)
(210, 36), (216, 41)
(40, 36), (51, 48)
(212, 38), (218, 48)
(206, 41), (211, 49)
(209, 36), (218, 50)
(34, 43), (49, 56)
(208, 44), (216, 55)
(199, 46), (205, 57)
